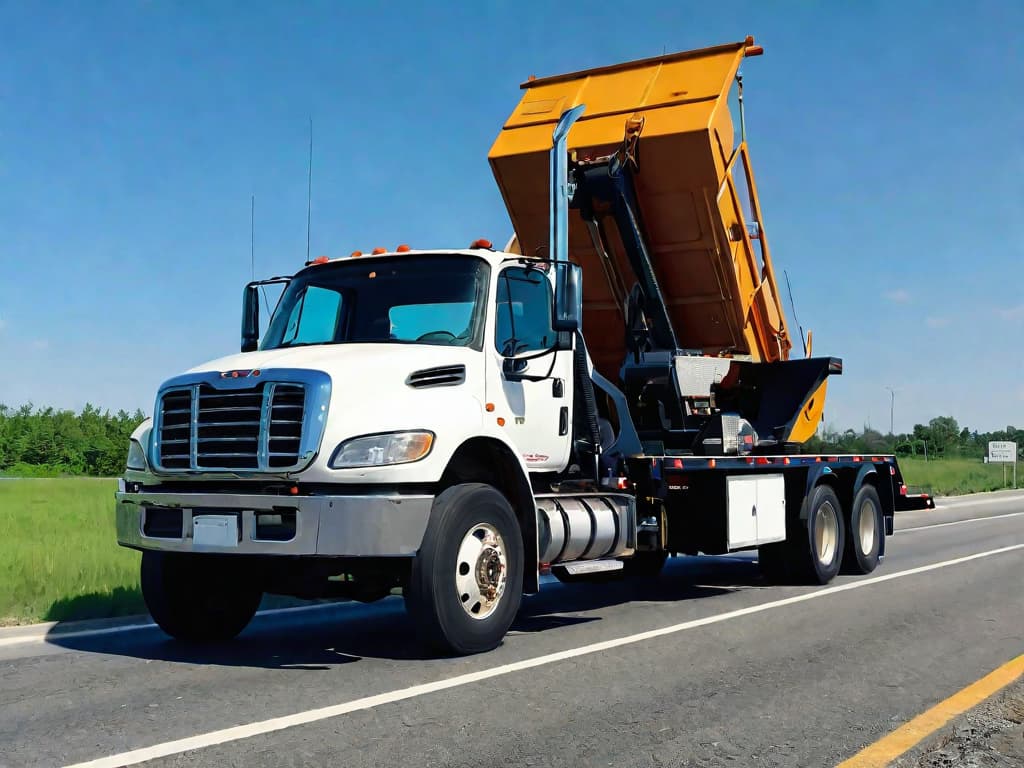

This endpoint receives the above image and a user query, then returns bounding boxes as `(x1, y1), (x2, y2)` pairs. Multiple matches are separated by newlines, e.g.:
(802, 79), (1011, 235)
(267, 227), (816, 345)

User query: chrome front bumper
(116, 489), (434, 557)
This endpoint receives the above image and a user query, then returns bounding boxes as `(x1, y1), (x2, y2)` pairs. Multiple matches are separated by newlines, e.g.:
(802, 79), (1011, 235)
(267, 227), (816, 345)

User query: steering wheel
(416, 330), (457, 342)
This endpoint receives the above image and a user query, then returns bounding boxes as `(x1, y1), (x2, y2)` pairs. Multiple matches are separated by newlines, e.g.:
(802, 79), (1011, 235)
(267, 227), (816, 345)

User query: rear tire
(404, 483), (524, 655)
(793, 484), (845, 584)
(141, 551), (262, 643)
(841, 484), (883, 574)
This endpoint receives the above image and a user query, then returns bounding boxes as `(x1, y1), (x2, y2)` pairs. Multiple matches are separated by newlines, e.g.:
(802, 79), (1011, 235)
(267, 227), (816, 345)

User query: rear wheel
(405, 483), (524, 655)
(794, 484), (845, 584)
(141, 551), (262, 643)
(842, 484), (883, 574)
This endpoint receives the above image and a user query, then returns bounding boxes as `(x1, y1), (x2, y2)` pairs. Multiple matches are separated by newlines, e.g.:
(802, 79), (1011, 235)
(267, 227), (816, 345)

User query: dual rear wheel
(759, 482), (882, 585)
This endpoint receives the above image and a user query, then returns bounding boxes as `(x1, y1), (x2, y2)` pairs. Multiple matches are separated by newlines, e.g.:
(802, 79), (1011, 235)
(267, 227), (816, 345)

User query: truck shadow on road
(43, 555), (764, 668)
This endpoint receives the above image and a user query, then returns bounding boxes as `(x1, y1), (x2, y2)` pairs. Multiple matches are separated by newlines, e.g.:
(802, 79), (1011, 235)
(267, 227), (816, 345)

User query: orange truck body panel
(489, 40), (794, 384)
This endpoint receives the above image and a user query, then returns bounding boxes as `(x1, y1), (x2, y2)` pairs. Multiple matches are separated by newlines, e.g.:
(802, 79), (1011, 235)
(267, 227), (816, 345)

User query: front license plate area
(192, 514), (240, 548)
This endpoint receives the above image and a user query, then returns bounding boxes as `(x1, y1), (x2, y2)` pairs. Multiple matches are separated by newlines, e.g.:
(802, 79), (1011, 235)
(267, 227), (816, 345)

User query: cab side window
(495, 267), (555, 356)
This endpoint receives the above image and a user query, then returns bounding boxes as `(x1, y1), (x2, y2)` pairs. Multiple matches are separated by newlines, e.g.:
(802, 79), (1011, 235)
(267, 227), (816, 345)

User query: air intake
(406, 365), (466, 389)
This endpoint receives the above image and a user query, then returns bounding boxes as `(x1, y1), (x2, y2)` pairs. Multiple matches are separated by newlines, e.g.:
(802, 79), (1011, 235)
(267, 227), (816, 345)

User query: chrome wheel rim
(455, 522), (508, 620)
(814, 501), (839, 566)
(859, 500), (876, 555)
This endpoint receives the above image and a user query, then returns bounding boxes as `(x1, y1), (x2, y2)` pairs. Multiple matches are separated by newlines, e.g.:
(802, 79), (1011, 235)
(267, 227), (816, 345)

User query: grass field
(0, 478), (143, 626)
(898, 456), (1018, 496)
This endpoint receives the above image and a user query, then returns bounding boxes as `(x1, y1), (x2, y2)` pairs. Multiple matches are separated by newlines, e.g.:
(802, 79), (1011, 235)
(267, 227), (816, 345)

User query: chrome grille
(196, 384), (265, 469)
(267, 383), (304, 468)
(155, 379), (313, 472)
(157, 389), (193, 469)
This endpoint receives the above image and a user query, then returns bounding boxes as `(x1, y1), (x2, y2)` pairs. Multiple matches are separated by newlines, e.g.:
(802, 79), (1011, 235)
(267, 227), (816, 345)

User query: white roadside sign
(987, 441), (1017, 463)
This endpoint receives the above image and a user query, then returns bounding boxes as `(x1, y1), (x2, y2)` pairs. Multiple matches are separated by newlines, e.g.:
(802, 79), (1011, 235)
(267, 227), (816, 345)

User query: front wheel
(141, 551), (262, 643)
(404, 483), (524, 655)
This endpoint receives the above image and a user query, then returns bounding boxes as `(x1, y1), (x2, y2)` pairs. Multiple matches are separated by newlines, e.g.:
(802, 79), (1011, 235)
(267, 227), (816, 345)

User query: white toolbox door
(727, 476), (759, 549)
(754, 474), (787, 544)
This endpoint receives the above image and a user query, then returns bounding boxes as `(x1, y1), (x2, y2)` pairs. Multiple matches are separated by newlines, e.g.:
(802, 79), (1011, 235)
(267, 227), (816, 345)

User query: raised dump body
(489, 38), (792, 381)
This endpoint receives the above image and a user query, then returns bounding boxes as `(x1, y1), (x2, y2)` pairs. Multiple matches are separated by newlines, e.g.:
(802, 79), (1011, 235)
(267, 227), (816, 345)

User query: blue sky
(0, 1), (1021, 433)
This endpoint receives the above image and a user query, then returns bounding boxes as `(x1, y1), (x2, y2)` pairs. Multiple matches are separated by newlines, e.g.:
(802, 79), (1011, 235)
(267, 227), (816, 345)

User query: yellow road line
(837, 652), (1024, 767)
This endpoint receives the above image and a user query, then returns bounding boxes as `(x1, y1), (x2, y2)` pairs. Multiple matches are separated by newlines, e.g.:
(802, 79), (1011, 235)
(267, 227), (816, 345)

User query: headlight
(126, 439), (148, 471)
(329, 431), (434, 469)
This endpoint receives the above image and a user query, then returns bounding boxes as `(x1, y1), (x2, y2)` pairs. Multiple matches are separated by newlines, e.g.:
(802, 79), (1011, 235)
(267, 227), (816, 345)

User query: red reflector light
(470, 238), (493, 249)
(396, 244), (411, 252)
(900, 484), (907, 496)
(350, 250), (362, 258)
(756, 457), (770, 465)
(289, 486), (299, 496)
(372, 247), (387, 255)
(671, 458), (683, 469)
(783, 457), (791, 465)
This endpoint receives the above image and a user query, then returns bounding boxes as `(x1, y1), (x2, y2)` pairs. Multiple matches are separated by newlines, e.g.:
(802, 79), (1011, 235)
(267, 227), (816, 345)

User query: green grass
(898, 456), (1018, 496)
(0, 478), (144, 626)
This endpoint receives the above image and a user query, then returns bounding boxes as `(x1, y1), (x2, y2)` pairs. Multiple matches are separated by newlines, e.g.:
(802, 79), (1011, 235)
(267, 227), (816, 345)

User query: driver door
(487, 266), (574, 472)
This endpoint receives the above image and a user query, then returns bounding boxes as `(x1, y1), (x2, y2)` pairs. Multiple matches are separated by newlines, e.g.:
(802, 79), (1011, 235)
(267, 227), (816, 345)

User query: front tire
(841, 484), (883, 574)
(141, 551), (262, 643)
(405, 483), (524, 655)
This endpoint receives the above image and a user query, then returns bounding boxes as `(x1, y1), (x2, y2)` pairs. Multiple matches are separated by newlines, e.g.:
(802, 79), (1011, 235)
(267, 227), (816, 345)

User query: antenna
(783, 269), (807, 357)
(251, 194), (272, 316)
(305, 117), (313, 264)
(250, 194), (255, 282)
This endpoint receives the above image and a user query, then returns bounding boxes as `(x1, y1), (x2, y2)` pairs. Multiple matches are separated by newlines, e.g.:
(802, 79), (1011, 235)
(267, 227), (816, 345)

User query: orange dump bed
(489, 39), (792, 382)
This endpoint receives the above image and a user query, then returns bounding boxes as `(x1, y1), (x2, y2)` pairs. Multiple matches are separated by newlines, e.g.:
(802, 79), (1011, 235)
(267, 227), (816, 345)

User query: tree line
(0, 404), (146, 477)
(805, 416), (1022, 459)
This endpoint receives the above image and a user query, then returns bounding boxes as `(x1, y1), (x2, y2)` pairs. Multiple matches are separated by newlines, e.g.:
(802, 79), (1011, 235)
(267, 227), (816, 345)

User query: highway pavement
(1, 490), (1022, 768)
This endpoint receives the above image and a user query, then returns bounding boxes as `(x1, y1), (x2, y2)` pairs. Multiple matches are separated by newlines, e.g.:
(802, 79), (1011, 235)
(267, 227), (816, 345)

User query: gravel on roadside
(896, 678), (1024, 767)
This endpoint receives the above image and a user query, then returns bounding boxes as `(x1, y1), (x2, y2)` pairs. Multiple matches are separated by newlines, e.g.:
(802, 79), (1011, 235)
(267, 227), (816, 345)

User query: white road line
(938, 494), (1024, 508)
(896, 510), (1024, 534)
(0, 602), (349, 649)
(63, 542), (1024, 768)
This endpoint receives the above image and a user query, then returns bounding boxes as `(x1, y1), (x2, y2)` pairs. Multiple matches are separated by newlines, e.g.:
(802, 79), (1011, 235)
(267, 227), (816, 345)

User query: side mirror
(241, 283), (260, 352)
(552, 261), (582, 333)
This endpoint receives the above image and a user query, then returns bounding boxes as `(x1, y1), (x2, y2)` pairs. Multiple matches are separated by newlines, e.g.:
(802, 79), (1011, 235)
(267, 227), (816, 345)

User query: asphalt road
(2, 490), (1022, 768)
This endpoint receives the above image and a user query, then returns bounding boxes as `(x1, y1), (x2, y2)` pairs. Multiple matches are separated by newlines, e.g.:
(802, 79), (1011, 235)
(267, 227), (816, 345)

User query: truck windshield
(260, 254), (490, 351)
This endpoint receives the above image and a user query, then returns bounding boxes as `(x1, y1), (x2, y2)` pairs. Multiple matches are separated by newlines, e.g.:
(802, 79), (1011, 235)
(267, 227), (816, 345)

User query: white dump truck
(116, 39), (931, 655)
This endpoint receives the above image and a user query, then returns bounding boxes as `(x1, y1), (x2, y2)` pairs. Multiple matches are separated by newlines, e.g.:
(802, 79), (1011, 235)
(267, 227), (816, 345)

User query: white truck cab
(117, 243), (637, 654)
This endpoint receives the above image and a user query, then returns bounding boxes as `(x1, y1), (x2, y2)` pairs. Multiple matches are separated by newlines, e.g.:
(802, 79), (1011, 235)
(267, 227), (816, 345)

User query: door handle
(559, 406), (569, 436)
